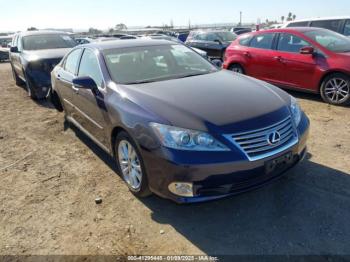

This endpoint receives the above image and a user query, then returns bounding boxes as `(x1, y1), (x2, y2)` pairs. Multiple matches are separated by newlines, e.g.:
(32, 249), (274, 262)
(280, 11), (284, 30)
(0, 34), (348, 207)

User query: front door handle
(72, 85), (79, 93)
(274, 56), (283, 62)
(244, 52), (251, 58)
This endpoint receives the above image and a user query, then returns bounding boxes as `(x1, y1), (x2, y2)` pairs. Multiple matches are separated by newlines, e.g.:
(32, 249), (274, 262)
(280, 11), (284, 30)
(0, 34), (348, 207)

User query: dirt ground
(0, 61), (350, 257)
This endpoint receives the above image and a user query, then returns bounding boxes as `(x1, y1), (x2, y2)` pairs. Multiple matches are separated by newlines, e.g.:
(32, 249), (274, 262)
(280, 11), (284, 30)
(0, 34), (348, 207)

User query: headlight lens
(150, 123), (230, 151)
(290, 97), (302, 126)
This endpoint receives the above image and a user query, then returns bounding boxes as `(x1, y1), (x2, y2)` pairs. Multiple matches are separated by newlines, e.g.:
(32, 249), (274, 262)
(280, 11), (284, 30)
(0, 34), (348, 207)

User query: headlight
(290, 97), (302, 126)
(150, 123), (230, 151)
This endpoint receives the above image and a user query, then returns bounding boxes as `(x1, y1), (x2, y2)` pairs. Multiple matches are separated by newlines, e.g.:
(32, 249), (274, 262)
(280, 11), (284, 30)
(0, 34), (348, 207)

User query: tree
(108, 28), (114, 34)
(27, 27), (38, 31)
(281, 16), (285, 23)
(287, 12), (293, 21)
(88, 27), (102, 35)
(115, 23), (127, 31)
(292, 14), (296, 21)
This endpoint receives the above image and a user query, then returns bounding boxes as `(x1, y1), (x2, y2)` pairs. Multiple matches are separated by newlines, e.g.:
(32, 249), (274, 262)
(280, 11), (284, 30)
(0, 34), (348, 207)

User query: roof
(16, 30), (71, 37)
(83, 39), (175, 50)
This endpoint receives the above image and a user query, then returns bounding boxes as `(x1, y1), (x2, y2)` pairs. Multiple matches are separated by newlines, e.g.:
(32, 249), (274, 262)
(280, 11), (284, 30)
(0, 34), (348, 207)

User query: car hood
(22, 48), (71, 61)
(120, 70), (291, 133)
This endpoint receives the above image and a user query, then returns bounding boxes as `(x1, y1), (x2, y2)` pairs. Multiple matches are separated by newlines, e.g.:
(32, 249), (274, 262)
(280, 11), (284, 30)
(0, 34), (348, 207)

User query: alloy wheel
(324, 77), (350, 104)
(118, 140), (143, 190)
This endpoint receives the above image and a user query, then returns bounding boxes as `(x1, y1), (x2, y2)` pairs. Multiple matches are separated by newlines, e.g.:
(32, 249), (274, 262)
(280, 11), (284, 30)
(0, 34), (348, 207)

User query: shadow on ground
(69, 121), (350, 256)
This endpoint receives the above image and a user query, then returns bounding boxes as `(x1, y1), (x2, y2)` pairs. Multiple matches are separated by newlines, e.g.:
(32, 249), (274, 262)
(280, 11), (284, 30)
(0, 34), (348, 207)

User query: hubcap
(324, 78), (349, 103)
(118, 140), (142, 190)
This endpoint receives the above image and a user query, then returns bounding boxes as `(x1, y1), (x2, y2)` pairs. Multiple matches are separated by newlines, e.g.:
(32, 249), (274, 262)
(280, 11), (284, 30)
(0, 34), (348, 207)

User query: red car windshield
(304, 29), (350, 53)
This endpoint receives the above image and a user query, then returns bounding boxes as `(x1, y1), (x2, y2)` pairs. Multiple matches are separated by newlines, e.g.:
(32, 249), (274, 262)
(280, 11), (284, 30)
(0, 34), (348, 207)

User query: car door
(11, 35), (23, 77)
(55, 48), (83, 116)
(71, 48), (109, 147)
(243, 33), (284, 83)
(275, 33), (318, 90)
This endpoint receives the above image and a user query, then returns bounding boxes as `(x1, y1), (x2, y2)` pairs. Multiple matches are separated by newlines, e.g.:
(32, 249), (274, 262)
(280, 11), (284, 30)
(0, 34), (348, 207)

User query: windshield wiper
(174, 72), (209, 79)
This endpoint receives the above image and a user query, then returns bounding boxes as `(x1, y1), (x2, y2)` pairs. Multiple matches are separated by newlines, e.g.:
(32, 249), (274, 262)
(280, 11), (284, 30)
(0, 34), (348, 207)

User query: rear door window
(250, 33), (276, 49)
(344, 20), (350, 36)
(310, 20), (342, 33)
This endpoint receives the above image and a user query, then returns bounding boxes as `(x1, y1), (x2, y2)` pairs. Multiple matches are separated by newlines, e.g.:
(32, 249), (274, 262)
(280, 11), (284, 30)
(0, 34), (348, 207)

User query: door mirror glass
(10, 46), (19, 53)
(73, 76), (97, 90)
(214, 39), (222, 45)
(300, 46), (314, 55)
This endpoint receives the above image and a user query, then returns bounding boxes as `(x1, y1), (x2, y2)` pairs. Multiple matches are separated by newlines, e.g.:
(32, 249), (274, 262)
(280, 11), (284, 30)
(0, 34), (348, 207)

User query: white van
(283, 16), (350, 36)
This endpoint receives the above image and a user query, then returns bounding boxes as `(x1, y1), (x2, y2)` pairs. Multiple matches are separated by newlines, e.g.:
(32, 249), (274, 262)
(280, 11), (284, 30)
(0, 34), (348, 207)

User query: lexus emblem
(267, 131), (281, 145)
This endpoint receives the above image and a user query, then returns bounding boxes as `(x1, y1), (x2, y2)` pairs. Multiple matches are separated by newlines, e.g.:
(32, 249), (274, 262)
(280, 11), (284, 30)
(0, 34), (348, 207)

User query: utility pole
(239, 11), (242, 26)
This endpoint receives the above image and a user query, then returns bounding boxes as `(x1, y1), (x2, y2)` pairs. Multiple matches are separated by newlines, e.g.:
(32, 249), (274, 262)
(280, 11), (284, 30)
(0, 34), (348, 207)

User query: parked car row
(223, 27), (350, 105)
(7, 30), (311, 203)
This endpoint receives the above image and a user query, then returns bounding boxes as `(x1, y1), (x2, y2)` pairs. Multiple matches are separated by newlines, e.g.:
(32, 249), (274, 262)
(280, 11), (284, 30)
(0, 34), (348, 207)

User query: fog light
(168, 182), (194, 197)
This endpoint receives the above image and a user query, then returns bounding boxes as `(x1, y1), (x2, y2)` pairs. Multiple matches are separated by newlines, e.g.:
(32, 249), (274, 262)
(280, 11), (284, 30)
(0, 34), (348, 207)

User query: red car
(223, 27), (350, 105)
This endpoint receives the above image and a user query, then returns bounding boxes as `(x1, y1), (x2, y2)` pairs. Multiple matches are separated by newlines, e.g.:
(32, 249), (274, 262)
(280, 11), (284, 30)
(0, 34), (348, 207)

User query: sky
(0, 0), (349, 31)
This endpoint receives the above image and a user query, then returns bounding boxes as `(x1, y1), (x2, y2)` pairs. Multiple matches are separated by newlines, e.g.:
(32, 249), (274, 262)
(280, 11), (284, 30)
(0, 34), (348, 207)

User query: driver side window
(277, 34), (311, 53)
(78, 49), (103, 87)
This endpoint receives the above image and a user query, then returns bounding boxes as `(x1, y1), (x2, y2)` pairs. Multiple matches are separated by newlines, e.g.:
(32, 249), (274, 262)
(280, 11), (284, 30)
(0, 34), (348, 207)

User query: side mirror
(214, 39), (223, 45)
(10, 46), (19, 53)
(73, 76), (97, 90)
(300, 46), (314, 55)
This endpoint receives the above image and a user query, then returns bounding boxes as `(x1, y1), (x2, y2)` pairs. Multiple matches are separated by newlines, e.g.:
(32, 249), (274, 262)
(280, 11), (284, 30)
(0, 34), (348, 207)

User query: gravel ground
(0, 62), (350, 257)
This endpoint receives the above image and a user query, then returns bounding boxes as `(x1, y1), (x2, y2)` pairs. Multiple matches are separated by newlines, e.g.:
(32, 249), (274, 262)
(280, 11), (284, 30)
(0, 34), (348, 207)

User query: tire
(50, 90), (64, 112)
(22, 71), (40, 100)
(11, 64), (24, 86)
(228, 64), (245, 74)
(320, 73), (350, 106)
(115, 132), (152, 198)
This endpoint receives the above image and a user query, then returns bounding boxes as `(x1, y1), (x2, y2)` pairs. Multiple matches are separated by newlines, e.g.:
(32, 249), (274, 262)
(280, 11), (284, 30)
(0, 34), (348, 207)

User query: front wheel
(228, 64), (245, 74)
(320, 73), (350, 106)
(11, 64), (24, 86)
(115, 132), (152, 198)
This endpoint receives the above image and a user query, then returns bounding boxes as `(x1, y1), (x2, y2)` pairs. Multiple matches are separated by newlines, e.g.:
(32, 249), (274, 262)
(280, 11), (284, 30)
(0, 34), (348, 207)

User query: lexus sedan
(223, 28), (350, 106)
(10, 31), (76, 99)
(51, 39), (309, 203)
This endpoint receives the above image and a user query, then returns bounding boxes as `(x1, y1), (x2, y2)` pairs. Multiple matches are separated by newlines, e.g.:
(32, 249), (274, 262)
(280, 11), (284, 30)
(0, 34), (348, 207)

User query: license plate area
(265, 152), (293, 174)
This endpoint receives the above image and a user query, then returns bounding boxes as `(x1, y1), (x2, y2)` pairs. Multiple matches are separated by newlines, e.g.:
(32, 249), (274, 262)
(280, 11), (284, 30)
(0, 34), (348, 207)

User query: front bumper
(141, 114), (310, 204)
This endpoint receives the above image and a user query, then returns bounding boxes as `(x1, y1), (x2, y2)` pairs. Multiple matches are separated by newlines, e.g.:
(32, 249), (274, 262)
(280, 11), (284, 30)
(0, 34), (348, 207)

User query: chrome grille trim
(224, 116), (299, 161)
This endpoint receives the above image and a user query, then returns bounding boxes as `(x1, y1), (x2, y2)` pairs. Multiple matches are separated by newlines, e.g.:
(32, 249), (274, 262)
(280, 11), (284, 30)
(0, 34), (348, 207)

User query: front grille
(225, 117), (298, 161)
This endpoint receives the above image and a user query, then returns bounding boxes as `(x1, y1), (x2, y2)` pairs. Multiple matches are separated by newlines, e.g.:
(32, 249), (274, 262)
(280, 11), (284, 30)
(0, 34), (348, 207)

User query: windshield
(216, 32), (237, 42)
(304, 29), (350, 53)
(22, 34), (77, 50)
(103, 44), (218, 85)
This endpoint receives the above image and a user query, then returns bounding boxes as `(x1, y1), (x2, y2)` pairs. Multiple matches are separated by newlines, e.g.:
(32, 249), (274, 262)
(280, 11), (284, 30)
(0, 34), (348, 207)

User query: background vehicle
(9, 31), (76, 99)
(142, 34), (208, 58)
(223, 27), (350, 105)
(231, 27), (253, 35)
(186, 30), (237, 60)
(283, 16), (350, 37)
(51, 39), (309, 203)
(0, 36), (12, 61)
